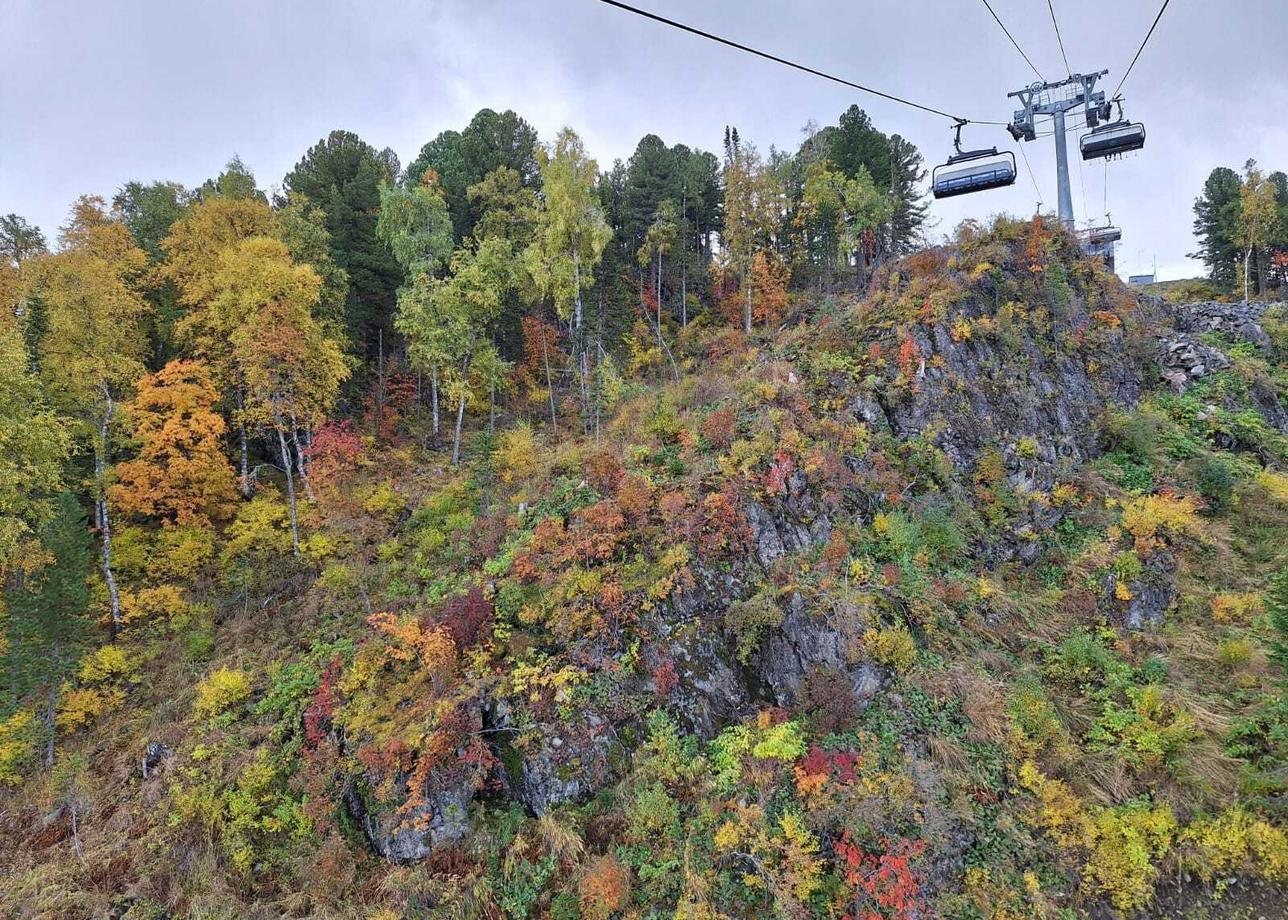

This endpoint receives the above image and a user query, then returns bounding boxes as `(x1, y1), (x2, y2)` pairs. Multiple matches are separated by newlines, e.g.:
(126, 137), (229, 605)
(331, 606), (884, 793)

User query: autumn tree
(0, 316), (69, 578)
(800, 159), (892, 287)
(397, 237), (514, 463)
(221, 238), (349, 554)
(722, 128), (783, 334)
(33, 197), (151, 635)
(163, 195), (277, 494)
(275, 192), (350, 335)
(526, 127), (612, 387)
(638, 200), (679, 346)
(376, 175), (455, 439)
(112, 181), (189, 366)
(0, 214), (48, 268)
(111, 359), (238, 528)
(1236, 159), (1279, 301)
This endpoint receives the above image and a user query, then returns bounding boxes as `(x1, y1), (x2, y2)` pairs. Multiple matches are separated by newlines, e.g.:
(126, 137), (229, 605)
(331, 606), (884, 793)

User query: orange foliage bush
(579, 854), (630, 920)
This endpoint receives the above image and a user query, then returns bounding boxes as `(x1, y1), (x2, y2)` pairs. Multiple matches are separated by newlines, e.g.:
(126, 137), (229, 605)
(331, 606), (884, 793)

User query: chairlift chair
(932, 121), (1017, 200)
(1080, 99), (1145, 160)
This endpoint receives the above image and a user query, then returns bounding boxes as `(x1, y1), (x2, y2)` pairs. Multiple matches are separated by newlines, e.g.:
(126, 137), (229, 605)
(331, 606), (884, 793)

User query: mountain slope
(5, 216), (1288, 919)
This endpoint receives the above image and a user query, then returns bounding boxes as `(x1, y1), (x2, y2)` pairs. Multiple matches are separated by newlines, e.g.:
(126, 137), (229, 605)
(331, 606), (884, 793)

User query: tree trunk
(452, 392), (467, 465)
(743, 254), (753, 335)
(275, 409), (301, 557)
(656, 254), (664, 348)
(430, 365), (441, 445)
(542, 327), (558, 433)
(44, 653), (58, 767)
(288, 406), (313, 502)
(236, 384), (251, 499)
(573, 241), (589, 392)
(1246, 245), (1253, 303)
(96, 389), (122, 637)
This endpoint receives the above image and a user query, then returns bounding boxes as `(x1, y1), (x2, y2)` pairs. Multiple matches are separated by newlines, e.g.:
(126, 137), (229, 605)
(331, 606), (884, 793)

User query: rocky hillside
(6, 217), (1288, 919)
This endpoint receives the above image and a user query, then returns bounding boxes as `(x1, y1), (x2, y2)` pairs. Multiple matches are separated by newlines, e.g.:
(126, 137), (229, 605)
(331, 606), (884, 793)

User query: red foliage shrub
(765, 449), (796, 494)
(698, 490), (748, 560)
(433, 587), (494, 650)
(798, 745), (862, 785)
(586, 449), (624, 495)
(706, 327), (748, 361)
(303, 658), (342, 750)
(820, 531), (850, 573)
(835, 833), (927, 920)
(306, 420), (364, 486)
(700, 406), (737, 450)
(651, 659), (679, 699)
(579, 854), (630, 920)
(571, 500), (627, 562)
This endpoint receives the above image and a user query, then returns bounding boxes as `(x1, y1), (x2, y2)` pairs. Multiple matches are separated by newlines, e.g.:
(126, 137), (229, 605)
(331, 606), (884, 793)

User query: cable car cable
(978, 0), (1045, 83)
(1113, 0), (1172, 96)
(1046, 0), (1072, 76)
(592, 0), (1005, 125)
(1018, 143), (1043, 208)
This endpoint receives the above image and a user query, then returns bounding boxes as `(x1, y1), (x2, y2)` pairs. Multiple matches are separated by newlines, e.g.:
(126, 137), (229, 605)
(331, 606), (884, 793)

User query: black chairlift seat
(932, 148), (1017, 199)
(1082, 225), (1122, 246)
(1080, 121), (1145, 160)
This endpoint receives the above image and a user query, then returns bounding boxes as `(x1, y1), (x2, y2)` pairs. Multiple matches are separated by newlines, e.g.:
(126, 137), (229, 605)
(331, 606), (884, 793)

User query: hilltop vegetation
(4, 108), (1288, 920)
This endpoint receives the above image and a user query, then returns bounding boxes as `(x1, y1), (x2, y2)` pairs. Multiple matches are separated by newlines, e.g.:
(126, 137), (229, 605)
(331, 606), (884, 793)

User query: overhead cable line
(593, 0), (1005, 124)
(1113, 0), (1172, 96)
(1018, 143), (1043, 210)
(1046, 0), (1072, 75)
(978, 0), (1045, 83)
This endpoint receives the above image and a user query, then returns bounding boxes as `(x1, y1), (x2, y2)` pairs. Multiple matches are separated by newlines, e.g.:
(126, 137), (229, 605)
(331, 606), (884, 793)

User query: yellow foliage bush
(123, 583), (188, 623)
(1254, 469), (1288, 506)
(78, 644), (137, 685)
(496, 421), (538, 484)
(1210, 592), (1262, 624)
(1082, 803), (1176, 912)
(1179, 807), (1288, 882)
(863, 626), (917, 672)
(1119, 493), (1206, 554)
(57, 686), (126, 731)
(362, 482), (405, 521)
(193, 667), (253, 719)
(1018, 760), (1176, 911)
(0, 709), (38, 786)
(152, 524), (215, 581)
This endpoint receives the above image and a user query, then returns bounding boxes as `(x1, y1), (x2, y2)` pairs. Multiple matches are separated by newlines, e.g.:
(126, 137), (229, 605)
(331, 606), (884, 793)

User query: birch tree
(34, 198), (151, 636)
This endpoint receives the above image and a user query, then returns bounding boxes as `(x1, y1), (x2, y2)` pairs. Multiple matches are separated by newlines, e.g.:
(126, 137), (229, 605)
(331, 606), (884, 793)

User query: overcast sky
(3, 0), (1285, 280)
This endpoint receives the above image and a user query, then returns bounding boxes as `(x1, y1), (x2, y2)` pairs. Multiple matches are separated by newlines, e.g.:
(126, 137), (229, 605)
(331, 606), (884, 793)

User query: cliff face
(354, 223), (1285, 867)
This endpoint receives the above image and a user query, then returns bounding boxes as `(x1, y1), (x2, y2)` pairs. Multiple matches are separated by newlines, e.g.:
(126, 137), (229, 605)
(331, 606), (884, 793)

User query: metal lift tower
(1007, 71), (1109, 230)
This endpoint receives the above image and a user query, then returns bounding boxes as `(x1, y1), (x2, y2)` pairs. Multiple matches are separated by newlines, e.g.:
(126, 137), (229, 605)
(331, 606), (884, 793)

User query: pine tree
(1190, 166), (1242, 291)
(2, 493), (94, 764)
